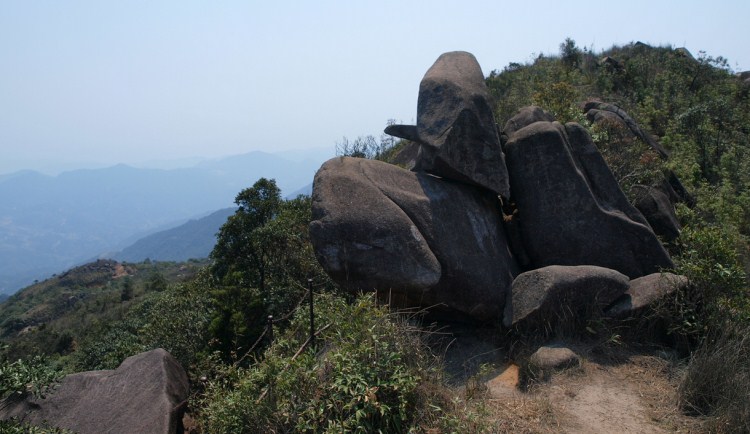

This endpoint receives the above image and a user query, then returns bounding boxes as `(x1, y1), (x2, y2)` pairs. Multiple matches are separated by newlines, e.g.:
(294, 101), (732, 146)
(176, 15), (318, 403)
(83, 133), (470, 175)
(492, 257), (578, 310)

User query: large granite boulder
(504, 265), (629, 329)
(504, 119), (674, 278)
(310, 156), (518, 321)
(386, 51), (510, 198)
(0, 348), (188, 434)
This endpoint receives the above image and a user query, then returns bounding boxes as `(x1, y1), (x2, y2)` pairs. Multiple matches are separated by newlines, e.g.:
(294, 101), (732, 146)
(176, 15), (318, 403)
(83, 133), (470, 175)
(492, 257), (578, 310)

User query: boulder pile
(310, 51), (686, 329)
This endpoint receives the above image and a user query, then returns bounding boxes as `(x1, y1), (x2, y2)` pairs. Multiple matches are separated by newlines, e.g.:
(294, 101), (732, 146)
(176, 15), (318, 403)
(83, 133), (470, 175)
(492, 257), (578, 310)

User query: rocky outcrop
(310, 157), (518, 321)
(504, 119), (674, 278)
(385, 51), (510, 198)
(606, 272), (689, 318)
(311, 52), (678, 327)
(504, 265), (629, 329)
(584, 101), (670, 159)
(0, 348), (188, 434)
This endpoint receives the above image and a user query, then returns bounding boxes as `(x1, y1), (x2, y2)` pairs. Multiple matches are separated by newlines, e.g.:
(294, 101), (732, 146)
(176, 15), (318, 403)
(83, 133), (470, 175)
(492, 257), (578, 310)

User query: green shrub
(75, 277), (214, 371)
(197, 293), (441, 433)
(0, 353), (62, 401)
(666, 224), (749, 346)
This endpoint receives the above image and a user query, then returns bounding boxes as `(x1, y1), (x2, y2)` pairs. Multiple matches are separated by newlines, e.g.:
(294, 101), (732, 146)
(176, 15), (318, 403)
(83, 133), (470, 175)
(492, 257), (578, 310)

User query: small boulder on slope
(606, 272), (689, 318)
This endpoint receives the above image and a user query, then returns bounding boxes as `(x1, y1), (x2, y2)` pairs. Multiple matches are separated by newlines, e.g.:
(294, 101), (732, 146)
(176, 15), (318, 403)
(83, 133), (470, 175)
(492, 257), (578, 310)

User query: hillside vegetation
(2, 41), (750, 432)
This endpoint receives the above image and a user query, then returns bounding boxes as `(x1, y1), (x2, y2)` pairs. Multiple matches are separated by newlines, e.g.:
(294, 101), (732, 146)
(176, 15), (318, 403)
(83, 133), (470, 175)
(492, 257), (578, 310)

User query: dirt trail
(546, 364), (667, 433)
(484, 352), (701, 433)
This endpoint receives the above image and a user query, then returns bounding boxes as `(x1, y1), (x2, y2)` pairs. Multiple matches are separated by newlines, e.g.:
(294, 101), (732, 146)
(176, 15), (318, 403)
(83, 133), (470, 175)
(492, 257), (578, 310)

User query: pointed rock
(413, 51), (510, 198)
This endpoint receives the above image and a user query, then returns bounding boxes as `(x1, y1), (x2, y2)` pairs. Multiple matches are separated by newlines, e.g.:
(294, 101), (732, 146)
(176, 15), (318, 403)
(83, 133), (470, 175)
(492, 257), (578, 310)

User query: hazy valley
(0, 148), (330, 295)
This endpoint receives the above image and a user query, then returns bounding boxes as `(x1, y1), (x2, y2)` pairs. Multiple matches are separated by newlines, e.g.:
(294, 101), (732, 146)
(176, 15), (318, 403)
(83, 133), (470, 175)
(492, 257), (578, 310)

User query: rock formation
(606, 272), (689, 318)
(632, 184), (682, 241)
(0, 348), (188, 434)
(311, 51), (677, 325)
(584, 101), (670, 159)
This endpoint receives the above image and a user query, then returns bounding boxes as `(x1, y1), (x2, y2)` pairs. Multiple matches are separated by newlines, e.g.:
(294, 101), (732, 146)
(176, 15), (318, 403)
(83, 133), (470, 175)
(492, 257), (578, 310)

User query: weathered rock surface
(503, 119), (674, 278)
(633, 184), (681, 241)
(606, 272), (689, 318)
(0, 348), (188, 434)
(384, 124), (419, 142)
(504, 265), (629, 329)
(501, 105), (555, 141)
(413, 51), (510, 197)
(584, 101), (670, 159)
(310, 156), (518, 321)
(388, 140), (421, 170)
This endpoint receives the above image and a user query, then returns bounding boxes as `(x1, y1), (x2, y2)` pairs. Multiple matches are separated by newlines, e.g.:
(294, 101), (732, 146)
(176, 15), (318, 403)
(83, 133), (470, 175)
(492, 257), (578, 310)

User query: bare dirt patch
(478, 347), (704, 433)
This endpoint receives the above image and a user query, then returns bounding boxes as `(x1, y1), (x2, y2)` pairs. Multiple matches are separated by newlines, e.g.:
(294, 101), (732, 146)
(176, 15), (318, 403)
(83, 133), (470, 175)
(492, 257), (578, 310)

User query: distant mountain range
(110, 207), (236, 263)
(0, 149), (331, 294)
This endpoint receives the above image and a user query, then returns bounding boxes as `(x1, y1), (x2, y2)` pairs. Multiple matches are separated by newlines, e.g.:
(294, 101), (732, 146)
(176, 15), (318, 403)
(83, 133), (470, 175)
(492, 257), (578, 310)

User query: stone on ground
(606, 272), (689, 318)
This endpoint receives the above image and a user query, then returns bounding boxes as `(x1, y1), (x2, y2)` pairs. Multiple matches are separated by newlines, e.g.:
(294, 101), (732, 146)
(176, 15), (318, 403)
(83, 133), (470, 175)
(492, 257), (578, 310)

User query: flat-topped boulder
(0, 348), (188, 434)
(504, 265), (629, 330)
(503, 118), (674, 278)
(310, 156), (518, 321)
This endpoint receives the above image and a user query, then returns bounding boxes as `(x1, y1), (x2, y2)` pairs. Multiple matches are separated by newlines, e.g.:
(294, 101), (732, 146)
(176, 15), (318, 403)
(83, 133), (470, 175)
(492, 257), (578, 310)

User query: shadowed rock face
(310, 157), (518, 321)
(387, 51), (510, 198)
(0, 348), (188, 434)
(633, 184), (682, 241)
(504, 120), (674, 278)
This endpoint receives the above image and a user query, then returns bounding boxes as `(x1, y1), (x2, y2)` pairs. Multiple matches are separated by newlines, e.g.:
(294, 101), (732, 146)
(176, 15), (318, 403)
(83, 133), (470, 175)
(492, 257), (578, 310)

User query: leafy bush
(0, 354), (61, 401)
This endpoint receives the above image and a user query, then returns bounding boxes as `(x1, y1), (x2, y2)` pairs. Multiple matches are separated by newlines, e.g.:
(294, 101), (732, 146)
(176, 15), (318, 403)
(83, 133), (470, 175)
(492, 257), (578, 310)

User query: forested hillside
(2, 41), (749, 433)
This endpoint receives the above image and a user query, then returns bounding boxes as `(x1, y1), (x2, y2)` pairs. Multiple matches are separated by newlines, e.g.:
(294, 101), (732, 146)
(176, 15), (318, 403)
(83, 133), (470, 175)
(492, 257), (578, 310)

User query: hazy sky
(2, 0), (748, 174)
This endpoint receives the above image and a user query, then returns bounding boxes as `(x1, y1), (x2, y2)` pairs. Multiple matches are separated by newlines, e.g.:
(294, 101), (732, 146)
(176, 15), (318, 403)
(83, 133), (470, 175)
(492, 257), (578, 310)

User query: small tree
(211, 178), (282, 292)
(120, 277), (134, 302)
(560, 37), (582, 70)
